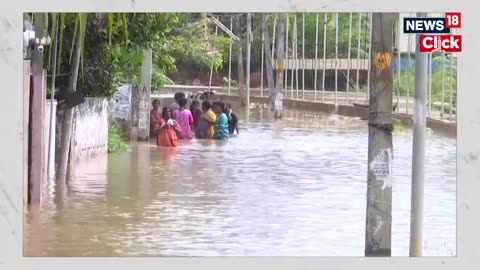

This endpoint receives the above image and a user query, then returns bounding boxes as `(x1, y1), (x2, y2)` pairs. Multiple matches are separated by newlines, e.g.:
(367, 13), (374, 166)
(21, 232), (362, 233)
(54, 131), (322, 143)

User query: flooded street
(24, 104), (456, 257)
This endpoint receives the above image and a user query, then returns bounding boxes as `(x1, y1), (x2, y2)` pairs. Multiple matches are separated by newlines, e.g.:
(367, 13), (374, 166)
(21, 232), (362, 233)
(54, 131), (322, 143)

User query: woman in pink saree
(171, 97), (193, 139)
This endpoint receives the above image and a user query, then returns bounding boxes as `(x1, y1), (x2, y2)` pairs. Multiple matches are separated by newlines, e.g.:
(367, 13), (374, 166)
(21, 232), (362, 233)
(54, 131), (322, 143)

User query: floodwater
(24, 102), (456, 257)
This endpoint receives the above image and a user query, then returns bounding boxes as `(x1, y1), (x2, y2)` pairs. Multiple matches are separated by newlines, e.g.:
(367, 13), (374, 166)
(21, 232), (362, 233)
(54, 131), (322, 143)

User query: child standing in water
(212, 101), (230, 140)
(155, 107), (182, 147)
(172, 97), (194, 139)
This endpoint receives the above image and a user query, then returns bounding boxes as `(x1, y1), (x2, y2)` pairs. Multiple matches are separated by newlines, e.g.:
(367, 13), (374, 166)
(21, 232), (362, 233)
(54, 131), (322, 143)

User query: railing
(217, 12), (457, 122)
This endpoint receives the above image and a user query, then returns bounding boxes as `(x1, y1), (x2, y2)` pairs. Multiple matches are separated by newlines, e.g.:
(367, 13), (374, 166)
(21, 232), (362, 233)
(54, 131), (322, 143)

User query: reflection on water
(24, 104), (456, 257)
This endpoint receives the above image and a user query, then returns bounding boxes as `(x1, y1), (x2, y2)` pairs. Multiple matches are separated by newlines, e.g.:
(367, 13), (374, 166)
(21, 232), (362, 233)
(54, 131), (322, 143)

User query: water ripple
(24, 105), (456, 257)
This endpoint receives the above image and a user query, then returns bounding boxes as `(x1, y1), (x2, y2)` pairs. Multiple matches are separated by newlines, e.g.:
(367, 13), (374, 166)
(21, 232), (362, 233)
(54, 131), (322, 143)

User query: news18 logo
(403, 12), (462, 53)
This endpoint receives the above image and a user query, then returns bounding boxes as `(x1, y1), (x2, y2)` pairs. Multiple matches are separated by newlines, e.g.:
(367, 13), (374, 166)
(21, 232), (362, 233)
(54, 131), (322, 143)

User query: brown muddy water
(24, 102), (456, 256)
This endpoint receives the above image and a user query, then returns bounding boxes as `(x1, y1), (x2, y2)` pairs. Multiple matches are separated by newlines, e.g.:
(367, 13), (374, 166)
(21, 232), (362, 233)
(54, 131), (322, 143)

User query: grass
(393, 58), (457, 111)
(108, 123), (128, 153)
(393, 124), (406, 134)
(393, 123), (434, 136)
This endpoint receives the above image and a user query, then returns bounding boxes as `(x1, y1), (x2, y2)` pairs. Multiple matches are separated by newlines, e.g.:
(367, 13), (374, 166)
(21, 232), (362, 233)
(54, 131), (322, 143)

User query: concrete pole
(322, 13), (327, 102)
(208, 23), (218, 91)
(356, 13), (362, 102)
(274, 13), (286, 119)
(406, 12), (414, 114)
(228, 17), (233, 95)
(29, 13), (46, 204)
(302, 13), (305, 100)
(314, 14), (319, 101)
(47, 16), (59, 180)
(334, 13), (339, 106)
(235, 16), (246, 107)
(346, 13), (353, 105)
(364, 13), (395, 257)
(409, 12), (428, 257)
(449, 51), (454, 118)
(290, 16), (295, 98)
(271, 15), (277, 63)
(428, 52), (432, 117)
(292, 15), (299, 99)
(262, 13), (276, 108)
(246, 13), (252, 107)
(260, 23), (265, 96)
(137, 49), (152, 141)
(284, 15), (289, 92)
(441, 52), (446, 118)
(396, 15), (401, 108)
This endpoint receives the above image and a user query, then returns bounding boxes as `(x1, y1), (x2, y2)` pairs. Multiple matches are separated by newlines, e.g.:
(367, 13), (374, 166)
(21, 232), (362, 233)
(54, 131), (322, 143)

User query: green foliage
(393, 55), (457, 110)
(105, 13), (230, 90)
(285, 13), (369, 59)
(225, 13), (370, 69)
(168, 18), (231, 72)
(393, 124), (406, 133)
(42, 12), (372, 96)
(108, 123), (128, 153)
(45, 13), (230, 98)
(45, 13), (122, 97)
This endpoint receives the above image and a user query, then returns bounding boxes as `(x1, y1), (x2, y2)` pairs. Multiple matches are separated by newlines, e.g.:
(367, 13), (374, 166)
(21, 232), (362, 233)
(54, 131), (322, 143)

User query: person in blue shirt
(212, 101), (230, 140)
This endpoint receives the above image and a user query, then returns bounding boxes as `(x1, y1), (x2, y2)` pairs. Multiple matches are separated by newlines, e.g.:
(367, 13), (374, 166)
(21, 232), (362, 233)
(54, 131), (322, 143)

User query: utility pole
(364, 13), (395, 257)
(29, 13), (46, 204)
(409, 12), (428, 257)
(273, 13), (286, 119)
(47, 17), (59, 180)
(262, 13), (275, 109)
(235, 16), (246, 107)
(246, 13), (252, 107)
(137, 49), (152, 141)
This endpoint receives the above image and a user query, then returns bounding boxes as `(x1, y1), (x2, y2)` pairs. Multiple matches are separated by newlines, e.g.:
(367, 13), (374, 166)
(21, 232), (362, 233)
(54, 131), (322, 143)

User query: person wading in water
(150, 99), (162, 138)
(212, 101), (230, 140)
(171, 97), (194, 139)
(155, 107), (182, 147)
(196, 101), (216, 139)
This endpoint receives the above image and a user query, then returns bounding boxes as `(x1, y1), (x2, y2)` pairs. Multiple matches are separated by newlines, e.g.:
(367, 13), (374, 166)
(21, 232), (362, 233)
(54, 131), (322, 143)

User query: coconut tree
(40, 13), (126, 182)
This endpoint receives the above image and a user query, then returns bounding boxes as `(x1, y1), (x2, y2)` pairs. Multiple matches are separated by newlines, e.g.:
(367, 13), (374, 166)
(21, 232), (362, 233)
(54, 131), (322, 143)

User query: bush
(108, 123), (128, 153)
(393, 56), (457, 108)
(393, 124), (405, 133)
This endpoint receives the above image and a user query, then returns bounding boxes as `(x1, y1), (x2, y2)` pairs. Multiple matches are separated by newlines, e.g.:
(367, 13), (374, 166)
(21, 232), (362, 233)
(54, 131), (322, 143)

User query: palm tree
(38, 13), (126, 182)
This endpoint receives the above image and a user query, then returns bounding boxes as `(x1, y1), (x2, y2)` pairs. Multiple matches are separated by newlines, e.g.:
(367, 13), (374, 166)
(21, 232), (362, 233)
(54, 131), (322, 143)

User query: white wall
(43, 100), (57, 179)
(70, 98), (109, 161)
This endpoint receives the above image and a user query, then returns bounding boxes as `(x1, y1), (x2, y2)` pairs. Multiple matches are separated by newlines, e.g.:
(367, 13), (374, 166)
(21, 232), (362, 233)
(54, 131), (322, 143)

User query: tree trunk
(262, 14), (276, 110)
(236, 16), (246, 107)
(56, 28), (81, 182)
(273, 13), (286, 119)
(201, 13), (208, 40)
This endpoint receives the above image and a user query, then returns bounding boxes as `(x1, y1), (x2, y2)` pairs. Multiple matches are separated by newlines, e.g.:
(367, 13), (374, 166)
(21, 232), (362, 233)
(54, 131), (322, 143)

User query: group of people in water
(150, 92), (239, 147)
